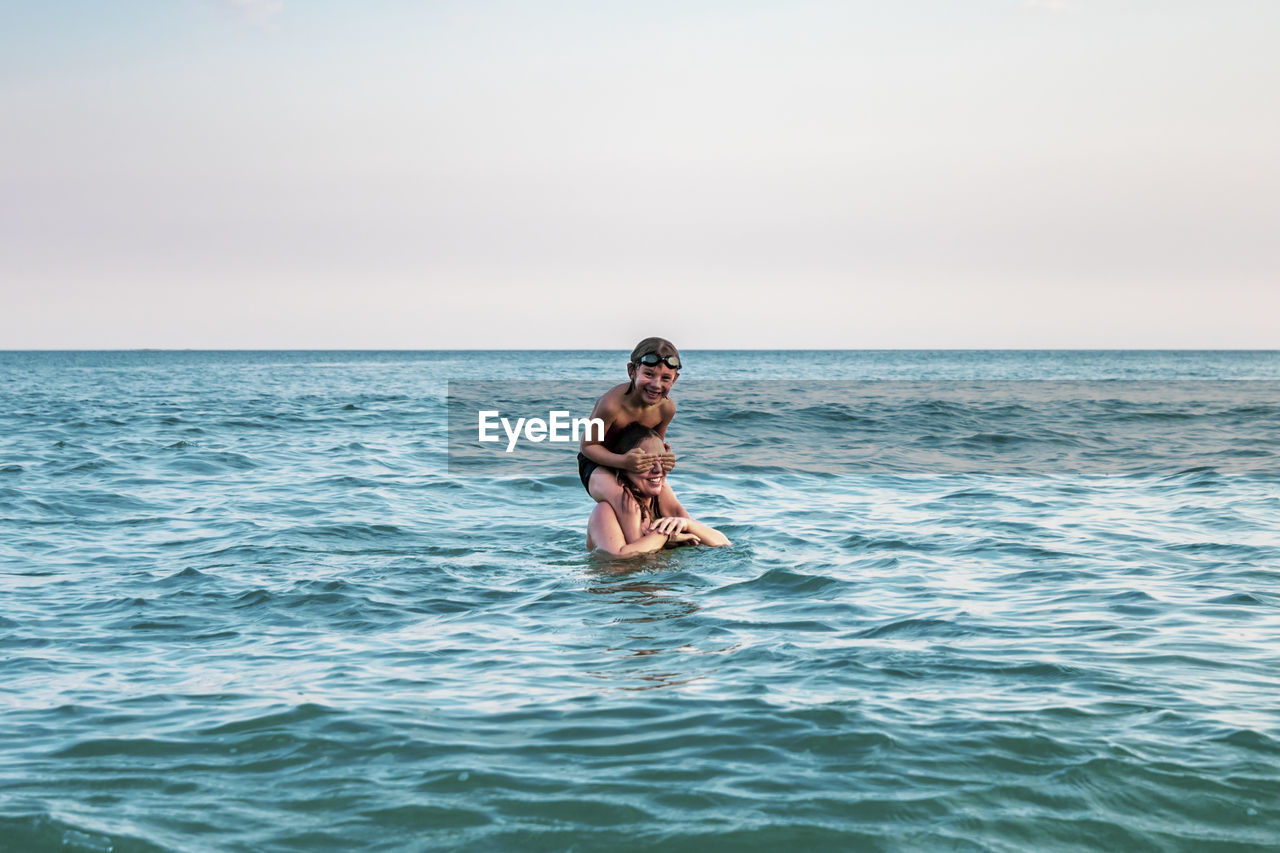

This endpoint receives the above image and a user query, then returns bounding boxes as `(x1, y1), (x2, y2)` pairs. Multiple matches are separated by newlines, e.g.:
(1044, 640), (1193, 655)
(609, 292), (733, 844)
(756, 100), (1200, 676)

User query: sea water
(2, 350), (1279, 851)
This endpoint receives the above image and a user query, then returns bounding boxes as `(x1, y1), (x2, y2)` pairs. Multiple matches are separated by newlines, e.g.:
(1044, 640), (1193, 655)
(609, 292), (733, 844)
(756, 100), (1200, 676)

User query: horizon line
(2, 347), (1279, 354)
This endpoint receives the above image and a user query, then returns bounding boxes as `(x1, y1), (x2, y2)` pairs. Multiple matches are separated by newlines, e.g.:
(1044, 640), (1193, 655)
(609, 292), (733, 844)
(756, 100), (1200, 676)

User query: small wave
(359, 803), (492, 829)
(76, 596), (148, 613)
(316, 474), (383, 488)
(938, 488), (1004, 500)
(498, 475), (580, 492)
(1002, 568), (1085, 583)
(853, 617), (971, 639)
(0, 813), (168, 853)
(1215, 728), (1280, 755)
(988, 660), (1093, 679)
(840, 533), (917, 553)
(54, 736), (208, 760)
(1108, 409), (1197, 422)
(1165, 541), (1259, 555)
(156, 567), (213, 586)
(285, 522), (406, 541)
(714, 409), (779, 422)
(119, 515), (171, 527)
(67, 458), (115, 473)
(129, 619), (187, 632)
(1207, 592), (1269, 606)
(1223, 404), (1280, 417)
(1101, 589), (1160, 604)
(233, 589), (272, 608)
(720, 567), (848, 596)
(165, 451), (258, 473)
(197, 702), (337, 737)
(1160, 465), (1221, 481)
(962, 432), (1033, 446)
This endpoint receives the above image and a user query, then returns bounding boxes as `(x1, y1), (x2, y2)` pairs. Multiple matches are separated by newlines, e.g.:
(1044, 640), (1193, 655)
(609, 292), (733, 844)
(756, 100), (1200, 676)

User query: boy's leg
(588, 467), (635, 523)
(586, 465), (615, 503)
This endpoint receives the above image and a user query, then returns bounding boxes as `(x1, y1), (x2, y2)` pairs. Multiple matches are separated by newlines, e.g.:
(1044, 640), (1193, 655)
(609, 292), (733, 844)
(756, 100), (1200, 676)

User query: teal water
(2, 350), (1280, 851)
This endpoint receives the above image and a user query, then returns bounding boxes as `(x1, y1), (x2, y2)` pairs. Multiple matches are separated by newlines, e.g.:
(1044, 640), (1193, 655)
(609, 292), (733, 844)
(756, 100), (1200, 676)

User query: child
(578, 337), (691, 531)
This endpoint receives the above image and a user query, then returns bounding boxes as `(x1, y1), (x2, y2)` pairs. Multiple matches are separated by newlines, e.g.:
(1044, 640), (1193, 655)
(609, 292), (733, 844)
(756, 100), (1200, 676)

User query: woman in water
(586, 424), (730, 557)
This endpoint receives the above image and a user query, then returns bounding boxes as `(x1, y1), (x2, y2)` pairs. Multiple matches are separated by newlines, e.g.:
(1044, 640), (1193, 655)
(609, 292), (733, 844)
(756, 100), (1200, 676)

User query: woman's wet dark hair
(625, 336), (680, 395)
(606, 423), (664, 522)
(606, 423), (662, 455)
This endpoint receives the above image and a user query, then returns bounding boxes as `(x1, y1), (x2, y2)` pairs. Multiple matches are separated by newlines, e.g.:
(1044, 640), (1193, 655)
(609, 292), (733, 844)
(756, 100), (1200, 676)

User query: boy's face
(628, 361), (678, 405)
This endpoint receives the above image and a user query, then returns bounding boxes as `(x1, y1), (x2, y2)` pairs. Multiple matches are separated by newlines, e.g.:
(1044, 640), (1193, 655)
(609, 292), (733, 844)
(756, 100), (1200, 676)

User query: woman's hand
(665, 531), (702, 547)
(646, 516), (689, 536)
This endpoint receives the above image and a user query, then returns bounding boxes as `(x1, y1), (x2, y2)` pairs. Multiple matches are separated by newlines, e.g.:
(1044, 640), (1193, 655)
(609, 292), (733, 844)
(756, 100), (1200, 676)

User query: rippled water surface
(3, 350), (1280, 851)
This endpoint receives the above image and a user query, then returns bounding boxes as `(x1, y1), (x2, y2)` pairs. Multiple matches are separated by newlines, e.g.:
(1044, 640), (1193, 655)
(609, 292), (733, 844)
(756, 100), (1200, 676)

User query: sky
(2, 0), (1277, 349)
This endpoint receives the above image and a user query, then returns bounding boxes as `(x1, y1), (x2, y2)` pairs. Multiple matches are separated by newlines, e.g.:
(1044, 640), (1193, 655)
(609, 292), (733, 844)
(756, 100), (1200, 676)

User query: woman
(586, 424), (730, 557)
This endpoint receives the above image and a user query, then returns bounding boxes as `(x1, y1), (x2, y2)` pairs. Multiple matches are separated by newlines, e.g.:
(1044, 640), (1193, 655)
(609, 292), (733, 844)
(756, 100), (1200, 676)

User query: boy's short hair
(629, 337), (680, 364)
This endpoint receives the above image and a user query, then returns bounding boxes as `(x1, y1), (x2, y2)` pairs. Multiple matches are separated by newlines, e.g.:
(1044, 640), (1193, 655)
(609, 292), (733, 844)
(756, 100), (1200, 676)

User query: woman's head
(626, 337), (681, 401)
(607, 423), (667, 498)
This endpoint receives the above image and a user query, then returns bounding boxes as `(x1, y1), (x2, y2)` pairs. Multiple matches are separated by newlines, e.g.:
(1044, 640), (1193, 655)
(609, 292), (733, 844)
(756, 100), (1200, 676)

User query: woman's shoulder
(589, 500), (620, 523)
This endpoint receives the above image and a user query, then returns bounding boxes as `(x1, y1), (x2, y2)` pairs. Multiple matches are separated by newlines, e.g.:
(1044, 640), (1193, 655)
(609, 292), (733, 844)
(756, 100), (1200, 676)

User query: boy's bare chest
(611, 402), (664, 430)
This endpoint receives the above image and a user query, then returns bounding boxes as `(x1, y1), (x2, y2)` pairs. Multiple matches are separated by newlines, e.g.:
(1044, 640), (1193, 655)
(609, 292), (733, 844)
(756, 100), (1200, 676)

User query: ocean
(2, 350), (1279, 851)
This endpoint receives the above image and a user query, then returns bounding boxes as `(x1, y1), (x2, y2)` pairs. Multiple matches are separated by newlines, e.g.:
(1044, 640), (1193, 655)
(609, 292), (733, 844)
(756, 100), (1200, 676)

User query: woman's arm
(683, 517), (730, 547)
(647, 515), (731, 547)
(588, 502), (668, 557)
(656, 484), (690, 520)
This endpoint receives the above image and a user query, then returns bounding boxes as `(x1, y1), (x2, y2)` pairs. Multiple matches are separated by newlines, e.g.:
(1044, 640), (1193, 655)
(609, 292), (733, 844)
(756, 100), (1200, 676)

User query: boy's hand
(659, 443), (676, 473)
(623, 447), (659, 473)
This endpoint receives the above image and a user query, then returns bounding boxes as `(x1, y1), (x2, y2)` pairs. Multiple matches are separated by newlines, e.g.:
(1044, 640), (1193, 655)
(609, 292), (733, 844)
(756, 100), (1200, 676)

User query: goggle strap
(635, 354), (681, 370)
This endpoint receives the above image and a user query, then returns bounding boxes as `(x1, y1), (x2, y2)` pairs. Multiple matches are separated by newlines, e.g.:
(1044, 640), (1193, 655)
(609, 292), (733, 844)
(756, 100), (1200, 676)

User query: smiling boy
(577, 337), (690, 528)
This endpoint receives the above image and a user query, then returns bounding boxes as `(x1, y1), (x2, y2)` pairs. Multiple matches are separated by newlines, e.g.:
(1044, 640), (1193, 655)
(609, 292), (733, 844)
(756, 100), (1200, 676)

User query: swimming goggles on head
(634, 353), (681, 370)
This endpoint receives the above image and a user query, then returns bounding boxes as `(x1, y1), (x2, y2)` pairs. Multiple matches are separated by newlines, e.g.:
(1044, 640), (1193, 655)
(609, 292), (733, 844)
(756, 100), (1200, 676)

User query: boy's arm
(656, 400), (677, 473)
(579, 396), (657, 473)
(579, 397), (629, 468)
(581, 442), (629, 468)
(654, 399), (676, 438)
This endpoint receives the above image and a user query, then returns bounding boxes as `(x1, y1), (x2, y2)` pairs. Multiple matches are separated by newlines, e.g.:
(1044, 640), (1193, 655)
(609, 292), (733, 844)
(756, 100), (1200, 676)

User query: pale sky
(3, 1), (1277, 348)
